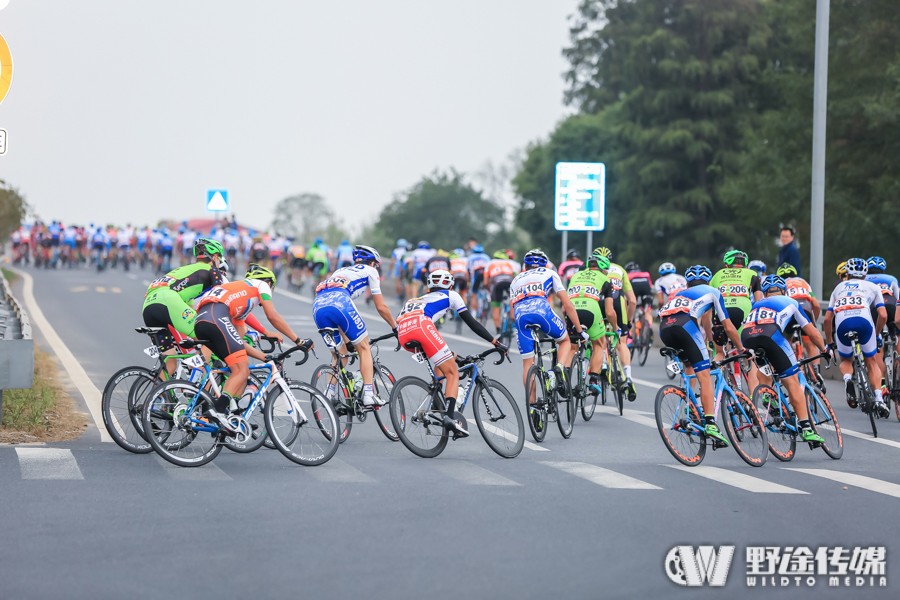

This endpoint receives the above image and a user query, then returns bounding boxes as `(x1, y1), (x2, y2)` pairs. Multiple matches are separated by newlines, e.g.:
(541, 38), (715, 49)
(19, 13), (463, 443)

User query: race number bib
(400, 299), (427, 316)
(747, 307), (777, 325)
(833, 295), (865, 313)
(659, 296), (691, 316)
(720, 284), (749, 298)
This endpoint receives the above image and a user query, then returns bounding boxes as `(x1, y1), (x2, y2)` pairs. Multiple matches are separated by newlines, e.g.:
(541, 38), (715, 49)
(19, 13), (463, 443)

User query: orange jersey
(785, 277), (814, 304)
(484, 259), (516, 282)
(198, 279), (272, 323)
(450, 258), (468, 278)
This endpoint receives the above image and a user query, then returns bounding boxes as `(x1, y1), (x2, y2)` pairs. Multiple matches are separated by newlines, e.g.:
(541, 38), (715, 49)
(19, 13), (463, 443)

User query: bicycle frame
(666, 357), (741, 439)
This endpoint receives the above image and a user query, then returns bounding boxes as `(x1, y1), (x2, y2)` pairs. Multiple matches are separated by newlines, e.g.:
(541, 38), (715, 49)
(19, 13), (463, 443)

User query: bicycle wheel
(720, 390), (767, 467)
(223, 372), (269, 453)
(855, 365), (878, 437)
(472, 377), (524, 458)
(806, 389), (843, 459)
(389, 376), (448, 458)
(556, 369), (575, 439)
(638, 325), (651, 366)
(141, 380), (223, 467)
(311, 364), (352, 443)
(654, 385), (705, 466)
(754, 385), (795, 462)
(610, 353), (624, 416)
(264, 380), (340, 466)
(573, 357), (597, 421)
(524, 366), (548, 442)
(101, 365), (157, 453)
(373, 364), (399, 442)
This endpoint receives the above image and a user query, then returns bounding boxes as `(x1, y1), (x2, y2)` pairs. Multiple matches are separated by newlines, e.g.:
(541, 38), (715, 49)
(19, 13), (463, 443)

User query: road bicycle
(789, 326), (827, 395)
(311, 329), (399, 443)
(881, 327), (900, 422)
(628, 305), (653, 366)
(845, 330), (887, 437)
(498, 291), (515, 348)
(752, 349), (842, 461)
(568, 336), (600, 421)
(655, 348), (768, 467)
(603, 329), (626, 415)
(523, 324), (575, 441)
(475, 288), (491, 325)
(390, 345), (523, 458)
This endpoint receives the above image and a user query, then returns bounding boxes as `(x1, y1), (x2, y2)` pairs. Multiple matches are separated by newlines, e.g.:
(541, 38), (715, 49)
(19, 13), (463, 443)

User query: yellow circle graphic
(0, 33), (12, 105)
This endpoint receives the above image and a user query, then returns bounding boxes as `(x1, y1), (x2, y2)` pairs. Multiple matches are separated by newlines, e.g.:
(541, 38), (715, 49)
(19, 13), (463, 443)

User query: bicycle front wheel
(655, 385), (705, 466)
(390, 376), (448, 458)
(720, 390), (767, 467)
(754, 385), (795, 462)
(556, 372), (575, 439)
(142, 380), (222, 467)
(806, 389), (843, 459)
(472, 377), (524, 458)
(373, 364), (399, 442)
(610, 353), (624, 416)
(102, 365), (158, 454)
(265, 381), (340, 466)
(524, 366), (548, 442)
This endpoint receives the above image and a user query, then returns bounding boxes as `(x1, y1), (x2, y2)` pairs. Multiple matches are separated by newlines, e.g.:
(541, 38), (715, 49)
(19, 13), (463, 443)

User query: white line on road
(154, 456), (231, 481)
(665, 464), (808, 494)
(540, 461), (661, 489)
(307, 458), (376, 483)
(594, 405), (657, 428)
(784, 468), (900, 499)
(434, 460), (520, 486)
(838, 427), (900, 450)
(465, 417), (549, 452)
(14, 269), (111, 442)
(16, 448), (84, 480)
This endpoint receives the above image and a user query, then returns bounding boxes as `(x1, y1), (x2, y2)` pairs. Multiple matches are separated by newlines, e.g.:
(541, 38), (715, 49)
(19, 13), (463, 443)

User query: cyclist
(312, 245), (398, 406)
(625, 261), (654, 333)
(742, 275), (828, 444)
(776, 262), (824, 386)
(336, 239), (355, 269)
(563, 253), (618, 395)
(557, 249), (584, 285)
(194, 264), (310, 434)
(823, 257), (888, 415)
(409, 241), (436, 298)
(595, 247), (638, 400)
(658, 265), (747, 445)
(391, 238), (409, 301)
(397, 269), (506, 437)
(467, 244), (491, 311)
(484, 250), (519, 335)
(654, 262), (687, 305)
(306, 239), (329, 290)
(866, 256), (900, 396)
(748, 260), (767, 278)
(425, 249), (452, 279)
(449, 250), (470, 301)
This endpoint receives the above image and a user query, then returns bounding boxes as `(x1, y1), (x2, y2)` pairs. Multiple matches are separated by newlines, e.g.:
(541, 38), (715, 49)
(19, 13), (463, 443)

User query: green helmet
(587, 253), (611, 271)
(723, 249), (749, 267)
(492, 251), (508, 260)
(193, 238), (225, 259)
(592, 246), (612, 260)
(245, 263), (277, 288)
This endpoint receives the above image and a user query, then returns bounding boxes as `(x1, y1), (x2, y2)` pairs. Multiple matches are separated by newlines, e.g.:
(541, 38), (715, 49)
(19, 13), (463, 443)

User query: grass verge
(1, 268), (18, 283)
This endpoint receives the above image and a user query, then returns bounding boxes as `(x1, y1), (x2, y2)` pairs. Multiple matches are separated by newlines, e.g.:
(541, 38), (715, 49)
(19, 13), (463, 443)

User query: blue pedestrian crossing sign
(206, 189), (229, 212)
(554, 162), (605, 231)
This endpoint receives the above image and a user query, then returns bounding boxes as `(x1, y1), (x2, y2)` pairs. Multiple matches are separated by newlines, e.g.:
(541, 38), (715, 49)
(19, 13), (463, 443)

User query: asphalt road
(1, 264), (898, 599)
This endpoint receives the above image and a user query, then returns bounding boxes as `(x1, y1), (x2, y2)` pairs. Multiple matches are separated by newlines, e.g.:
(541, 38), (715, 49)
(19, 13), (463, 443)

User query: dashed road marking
(540, 461), (661, 490)
(785, 468), (900, 499)
(434, 460), (520, 486)
(666, 464), (807, 494)
(16, 448), (84, 480)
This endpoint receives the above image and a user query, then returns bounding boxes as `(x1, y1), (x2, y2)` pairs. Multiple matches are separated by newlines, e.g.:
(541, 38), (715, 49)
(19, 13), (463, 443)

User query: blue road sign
(206, 189), (229, 212)
(554, 162), (605, 231)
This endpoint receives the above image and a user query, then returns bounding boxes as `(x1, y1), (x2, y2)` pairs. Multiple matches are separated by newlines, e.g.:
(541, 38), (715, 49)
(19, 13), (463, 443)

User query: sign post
(555, 162), (606, 260)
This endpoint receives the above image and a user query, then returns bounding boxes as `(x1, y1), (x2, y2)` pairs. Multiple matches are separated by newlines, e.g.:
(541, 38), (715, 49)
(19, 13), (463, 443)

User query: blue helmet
(658, 262), (676, 276)
(867, 256), (887, 272)
(396, 238), (408, 248)
(846, 257), (868, 278)
(341, 239), (349, 245)
(761, 275), (787, 294)
(748, 260), (767, 275)
(417, 240), (430, 250)
(314, 237), (323, 245)
(523, 248), (549, 267)
(472, 244), (484, 254)
(685, 265), (712, 283)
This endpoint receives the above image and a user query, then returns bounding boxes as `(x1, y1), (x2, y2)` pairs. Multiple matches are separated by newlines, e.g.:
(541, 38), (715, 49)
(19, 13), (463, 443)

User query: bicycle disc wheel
(720, 390), (767, 467)
(265, 381), (340, 466)
(754, 385), (795, 462)
(311, 364), (352, 443)
(524, 366), (548, 442)
(101, 365), (157, 453)
(389, 376), (448, 458)
(556, 371), (575, 439)
(655, 385), (705, 466)
(373, 364), (399, 442)
(472, 377), (524, 458)
(806, 389), (843, 459)
(142, 380), (223, 467)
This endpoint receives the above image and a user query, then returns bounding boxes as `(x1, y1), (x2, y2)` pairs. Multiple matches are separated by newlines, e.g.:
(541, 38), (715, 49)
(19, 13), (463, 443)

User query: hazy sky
(0, 0), (579, 231)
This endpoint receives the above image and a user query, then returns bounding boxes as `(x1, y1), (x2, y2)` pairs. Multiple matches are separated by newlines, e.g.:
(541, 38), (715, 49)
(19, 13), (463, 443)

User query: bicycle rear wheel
(753, 385), (795, 462)
(806, 389), (843, 459)
(638, 325), (651, 366)
(311, 364), (353, 443)
(389, 376), (448, 458)
(472, 377), (524, 458)
(525, 365), (548, 442)
(102, 365), (157, 454)
(141, 380), (223, 467)
(574, 357), (597, 421)
(556, 371), (575, 439)
(720, 390), (767, 467)
(373, 364), (399, 442)
(265, 381), (339, 466)
(610, 353), (624, 416)
(654, 385), (705, 466)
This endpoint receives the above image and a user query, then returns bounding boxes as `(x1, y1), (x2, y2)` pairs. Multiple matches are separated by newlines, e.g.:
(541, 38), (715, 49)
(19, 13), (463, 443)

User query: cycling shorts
(569, 301), (606, 342)
(194, 303), (247, 367)
(471, 270), (485, 294)
(142, 286), (197, 338)
(637, 294), (654, 309)
(490, 280), (511, 307)
(835, 316), (877, 358)
(514, 299), (566, 359)
(613, 294), (629, 328)
(453, 276), (468, 293)
(397, 314), (453, 366)
(659, 314), (710, 372)
(312, 290), (367, 345)
(871, 300), (896, 332)
(309, 262), (327, 275)
(290, 257), (306, 270)
(741, 324), (799, 378)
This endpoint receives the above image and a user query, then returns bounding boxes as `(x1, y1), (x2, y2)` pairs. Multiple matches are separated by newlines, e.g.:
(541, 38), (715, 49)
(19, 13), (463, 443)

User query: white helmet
(427, 269), (454, 290)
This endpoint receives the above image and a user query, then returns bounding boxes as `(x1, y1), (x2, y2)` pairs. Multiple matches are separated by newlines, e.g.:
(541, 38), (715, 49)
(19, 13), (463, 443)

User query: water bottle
(458, 381), (470, 402)
(352, 371), (364, 393)
(546, 369), (557, 392)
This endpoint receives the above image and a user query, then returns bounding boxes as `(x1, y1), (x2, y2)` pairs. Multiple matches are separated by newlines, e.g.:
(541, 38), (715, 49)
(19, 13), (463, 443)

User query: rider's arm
(557, 290), (583, 332)
(875, 305), (887, 334)
(604, 296), (619, 331)
(372, 294), (397, 330)
(625, 290), (637, 321)
(823, 310), (835, 345)
(259, 300), (302, 344)
(245, 313), (279, 342)
(811, 296), (821, 322)
(722, 319), (745, 352)
(793, 304), (826, 352)
(459, 310), (496, 344)
(235, 321), (266, 360)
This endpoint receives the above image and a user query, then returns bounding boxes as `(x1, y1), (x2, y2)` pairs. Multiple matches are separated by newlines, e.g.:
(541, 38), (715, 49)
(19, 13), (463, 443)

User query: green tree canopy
(270, 193), (347, 246)
(0, 180), (28, 242)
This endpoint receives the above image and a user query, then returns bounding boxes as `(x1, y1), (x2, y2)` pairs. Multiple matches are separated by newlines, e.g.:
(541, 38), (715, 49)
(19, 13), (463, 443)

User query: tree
(269, 193), (348, 245)
(0, 180), (28, 242)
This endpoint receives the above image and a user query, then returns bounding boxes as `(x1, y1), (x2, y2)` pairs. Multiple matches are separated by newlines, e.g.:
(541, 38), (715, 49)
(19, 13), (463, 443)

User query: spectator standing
(777, 225), (802, 277)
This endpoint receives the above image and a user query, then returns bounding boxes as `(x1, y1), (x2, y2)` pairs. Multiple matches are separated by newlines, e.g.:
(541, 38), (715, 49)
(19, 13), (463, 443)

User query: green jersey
(709, 267), (760, 317)
(144, 262), (221, 304)
(567, 269), (614, 309)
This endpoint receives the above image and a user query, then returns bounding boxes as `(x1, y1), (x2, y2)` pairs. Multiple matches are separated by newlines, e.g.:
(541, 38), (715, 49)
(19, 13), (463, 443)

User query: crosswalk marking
(154, 456), (232, 481)
(665, 464), (807, 494)
(15, 448), (84, 480)
(307, 458), (375, 483)
(784, 468), (900, 499)
(464, 417), (549, 453)
(540, 461), (661, 490)
(838, 427), (900, 450)
(594, 406), (656, 428)
(434, 460), (520, 486)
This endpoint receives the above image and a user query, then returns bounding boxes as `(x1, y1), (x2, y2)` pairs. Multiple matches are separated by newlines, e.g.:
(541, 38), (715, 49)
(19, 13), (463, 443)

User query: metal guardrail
(0, 272), (34, 425)
(1, 273), (32, 340)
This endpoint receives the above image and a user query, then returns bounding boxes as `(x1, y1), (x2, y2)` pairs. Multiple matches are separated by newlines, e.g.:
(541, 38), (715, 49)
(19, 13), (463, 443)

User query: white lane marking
(839, 427), (900, 450)
(465, 417), (548, 453)
(154, 456), (231, 480)
(95, 286), (106, 293)
(540, 461), (661, 490)
(307, 458), (375, 483)
(665, 464), (807, 494)
(784, 468), (900, 499)
(434, 460), (520, 486)
(13, 268), (111, 442)
(16, 448), (84, 480)
(594, 405), (657, 428)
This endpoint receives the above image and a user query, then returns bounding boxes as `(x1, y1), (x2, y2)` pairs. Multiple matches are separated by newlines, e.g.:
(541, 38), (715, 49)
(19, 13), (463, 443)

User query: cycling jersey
(336, 243), (354, 266)
(197, 279), (272, 324)
(145, 263), (224, 303)
(411, 248), (436, 277)
(567, 269), (614, 341)
(467, 252), (490, 276)
(744, 296), (811, 332)
(659, 285), (729, 322)
(785, 276), (816, 309)
(658, 285), (729, 372)
(742, 297), (810, 378)
(866, 273), (900, 304)
(627, 271), (654, 299)
(485, 259), (517, 285)
(654, 273), (687, 300)
(399, 290), (467, 322)
(315, 264), (381, 299)
(425, 255), (451, 274)
(710, 268), (760, 327)
(397, 290), (467, 366)
(450, 258), (468, 279)
(510, 267), (565, 306)
(828, 279), (885, 358)
(557, 260), (583, 284)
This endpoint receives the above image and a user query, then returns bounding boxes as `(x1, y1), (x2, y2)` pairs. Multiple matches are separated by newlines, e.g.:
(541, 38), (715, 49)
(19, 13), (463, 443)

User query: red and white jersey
(509, 267), (565, 306)
(450, 258), (468, 278)
(198, 279), (272, 323)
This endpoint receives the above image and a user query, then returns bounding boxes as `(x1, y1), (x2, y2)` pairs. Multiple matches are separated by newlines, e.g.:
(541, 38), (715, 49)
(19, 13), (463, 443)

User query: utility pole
(809, 0), (830, 299)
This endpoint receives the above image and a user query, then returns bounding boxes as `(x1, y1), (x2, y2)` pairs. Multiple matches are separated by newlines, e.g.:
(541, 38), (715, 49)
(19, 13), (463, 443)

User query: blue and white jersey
(828, 280), (883, 324)
(654, 273), (688, 298)
(63, 227), (77, 245)
(659, 284), (729, 322)
(336, 243), (354, 264)
(509, 267), (565, 308)
(48, 223), (61, 240)
(411, 248), (436, 275)
(159, 235), (174, 251)
(866, 273), (900, 305)
(744, 296), (810, 332)
(315, 264), (382, 299)
(91, 230), (107, 246)
(468, 252), (491, 276)
(398, 290), (467, 322)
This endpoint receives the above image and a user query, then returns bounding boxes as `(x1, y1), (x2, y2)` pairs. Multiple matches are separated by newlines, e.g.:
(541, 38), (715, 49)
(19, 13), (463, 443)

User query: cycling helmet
(505, 249), (516, 260)
(867, 256), (887, 273)
(353, 245), (381, 266)
(587, 254), (611, 271)
(193, 238), (225, 259)
(748, 260), (767, 275)
(624, 261), (640, 273)
(245, 263), (277, 288)
(566, 249), (580, 260)
(396, 238), (408, 248)
(593, 246), (612, 259)
(685, 265), (712, 283)
(426, 269), (454, 290)
(836, 261), (848, 278)
(523, 249), (549, 267)
(722, 249), (749, 267)
(658, 262), (676, 275)
(417, 241), (431, 250)
(436, 249), (450, 257)
(760, 275), (787, 295)
(454, 248), (465, 257)
(493, 251), (508, 260)
(845, 257), (868, 278)
(472, 244), (484, 254)
(775, 262), (798, 278)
